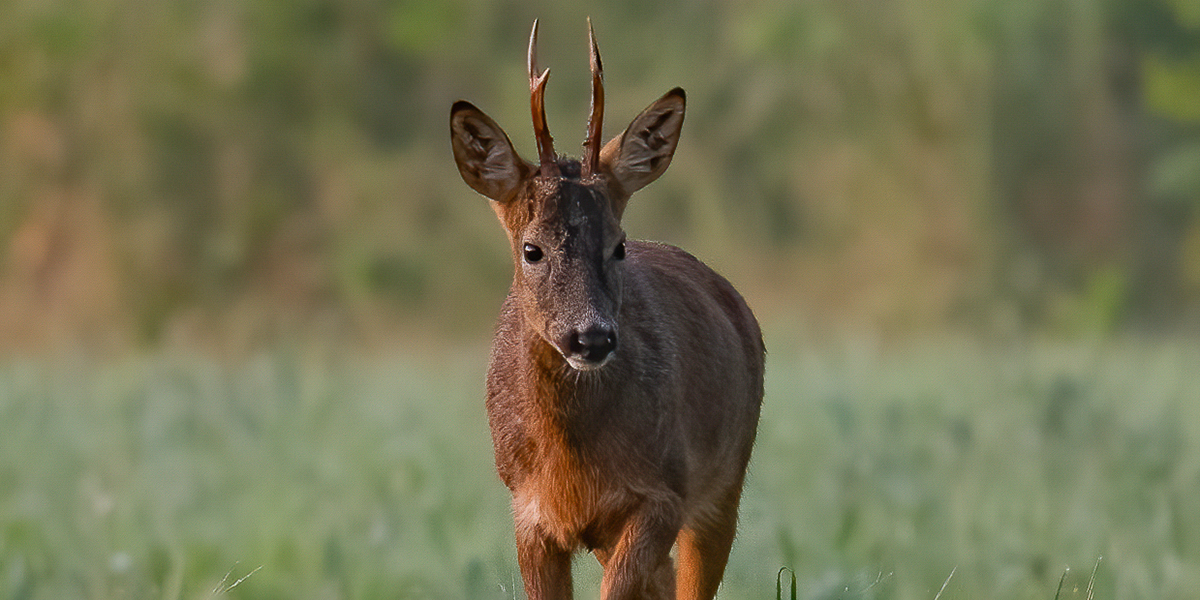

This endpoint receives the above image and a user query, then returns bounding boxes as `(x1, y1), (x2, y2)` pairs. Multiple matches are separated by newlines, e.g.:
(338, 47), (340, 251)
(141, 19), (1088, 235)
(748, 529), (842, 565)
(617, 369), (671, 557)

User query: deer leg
(516, 527), (573, 600)
(600, 500), (682, 600)
(674, 489), (743, 600)
(594, 547), (612, 568)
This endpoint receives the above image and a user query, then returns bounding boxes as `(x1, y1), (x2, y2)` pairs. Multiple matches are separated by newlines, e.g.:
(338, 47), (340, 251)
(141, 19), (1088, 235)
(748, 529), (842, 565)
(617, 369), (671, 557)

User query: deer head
(450, 19), (685, 370)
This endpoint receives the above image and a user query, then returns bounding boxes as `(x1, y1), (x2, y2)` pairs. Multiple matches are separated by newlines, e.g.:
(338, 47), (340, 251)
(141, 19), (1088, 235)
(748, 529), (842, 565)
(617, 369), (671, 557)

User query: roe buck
(449, 19), (764, 600)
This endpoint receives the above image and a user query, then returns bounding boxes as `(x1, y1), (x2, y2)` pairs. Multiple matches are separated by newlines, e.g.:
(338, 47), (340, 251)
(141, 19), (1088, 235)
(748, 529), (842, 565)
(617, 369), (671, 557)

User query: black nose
(566, 326), (617, 364)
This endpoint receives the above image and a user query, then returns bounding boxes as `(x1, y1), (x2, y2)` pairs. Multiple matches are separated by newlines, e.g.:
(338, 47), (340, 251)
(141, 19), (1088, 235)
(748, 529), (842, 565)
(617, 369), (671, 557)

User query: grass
(1, 335), (1199, 599)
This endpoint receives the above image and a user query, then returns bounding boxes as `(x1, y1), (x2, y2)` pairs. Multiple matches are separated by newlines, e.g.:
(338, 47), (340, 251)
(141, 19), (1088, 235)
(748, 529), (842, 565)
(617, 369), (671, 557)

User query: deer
(449, 19), (765, 600)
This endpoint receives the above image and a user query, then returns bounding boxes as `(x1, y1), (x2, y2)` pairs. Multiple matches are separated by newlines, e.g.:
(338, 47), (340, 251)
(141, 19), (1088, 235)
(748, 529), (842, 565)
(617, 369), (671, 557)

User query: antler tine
(582, 17), (605, 179)
(527, 19), (539, 84)
(528, 19), (559, 176)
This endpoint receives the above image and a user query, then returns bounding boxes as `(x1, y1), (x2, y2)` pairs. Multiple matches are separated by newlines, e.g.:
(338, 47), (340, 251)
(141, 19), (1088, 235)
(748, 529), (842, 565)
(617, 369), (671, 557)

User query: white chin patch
(566, 355), (611, 371)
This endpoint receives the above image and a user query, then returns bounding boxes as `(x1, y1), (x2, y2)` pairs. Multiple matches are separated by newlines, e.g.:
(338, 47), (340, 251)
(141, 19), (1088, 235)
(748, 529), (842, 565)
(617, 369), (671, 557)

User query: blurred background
(2, 0), (1199, 353)
(3, 0), (1200, 599)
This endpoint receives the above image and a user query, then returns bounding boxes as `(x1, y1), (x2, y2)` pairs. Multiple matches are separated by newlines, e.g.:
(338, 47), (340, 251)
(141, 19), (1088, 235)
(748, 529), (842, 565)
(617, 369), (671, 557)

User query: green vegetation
(2, 1), (1199, 597)
(3, 338), (1198, 599)
(2, 0), (1200, 350)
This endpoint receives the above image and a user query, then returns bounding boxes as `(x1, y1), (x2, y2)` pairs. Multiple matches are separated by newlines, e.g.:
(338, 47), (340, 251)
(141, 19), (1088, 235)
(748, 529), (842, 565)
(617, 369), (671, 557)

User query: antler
(528, 20), (559, 176)
(582, 17), (605, 179)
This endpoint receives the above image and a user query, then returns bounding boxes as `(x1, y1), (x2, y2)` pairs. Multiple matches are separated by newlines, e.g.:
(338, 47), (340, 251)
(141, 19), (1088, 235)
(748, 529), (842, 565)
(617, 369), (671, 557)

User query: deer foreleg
(516, 526), (573, 600)
(600, 500), (682, 600)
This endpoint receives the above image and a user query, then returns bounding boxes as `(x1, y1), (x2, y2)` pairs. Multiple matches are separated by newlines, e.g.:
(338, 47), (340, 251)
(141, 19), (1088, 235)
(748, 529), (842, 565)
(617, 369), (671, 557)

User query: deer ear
(451, 101), (533, 202)
(600, 88), (685, 195)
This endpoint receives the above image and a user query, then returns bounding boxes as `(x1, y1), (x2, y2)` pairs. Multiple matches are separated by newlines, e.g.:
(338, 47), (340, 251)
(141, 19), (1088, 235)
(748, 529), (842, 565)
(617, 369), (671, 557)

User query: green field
(2, 335), (1198, 599)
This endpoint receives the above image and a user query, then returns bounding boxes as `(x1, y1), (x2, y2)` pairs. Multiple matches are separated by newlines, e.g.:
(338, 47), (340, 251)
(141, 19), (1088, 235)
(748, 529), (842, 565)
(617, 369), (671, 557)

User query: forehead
(527, 173), (616, 237)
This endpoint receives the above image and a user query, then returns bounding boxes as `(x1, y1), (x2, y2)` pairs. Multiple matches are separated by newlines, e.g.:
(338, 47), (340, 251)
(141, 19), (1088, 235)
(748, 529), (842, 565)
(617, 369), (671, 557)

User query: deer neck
(521, 327), (618, 441)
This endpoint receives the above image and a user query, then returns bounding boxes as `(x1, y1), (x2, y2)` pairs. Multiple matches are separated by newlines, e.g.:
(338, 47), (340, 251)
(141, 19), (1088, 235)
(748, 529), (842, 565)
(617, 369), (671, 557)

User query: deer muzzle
(561, 323), (617, 370)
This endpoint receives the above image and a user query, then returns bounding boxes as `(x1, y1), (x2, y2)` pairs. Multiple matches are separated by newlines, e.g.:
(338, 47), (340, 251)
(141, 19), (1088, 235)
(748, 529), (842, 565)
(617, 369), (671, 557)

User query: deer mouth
(565, 354), (613, 371)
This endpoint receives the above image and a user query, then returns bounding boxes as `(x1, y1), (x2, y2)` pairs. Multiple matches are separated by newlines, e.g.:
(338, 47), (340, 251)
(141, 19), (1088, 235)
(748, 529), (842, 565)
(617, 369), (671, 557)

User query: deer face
(504, 170), (626, 369)
(450, 20), (684, 370)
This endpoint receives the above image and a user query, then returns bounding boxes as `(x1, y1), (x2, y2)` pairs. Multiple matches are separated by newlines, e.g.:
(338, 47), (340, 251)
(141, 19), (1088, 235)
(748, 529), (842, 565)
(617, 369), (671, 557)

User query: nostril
(567, 327), (617, 363)
(567, 331), (586, 355)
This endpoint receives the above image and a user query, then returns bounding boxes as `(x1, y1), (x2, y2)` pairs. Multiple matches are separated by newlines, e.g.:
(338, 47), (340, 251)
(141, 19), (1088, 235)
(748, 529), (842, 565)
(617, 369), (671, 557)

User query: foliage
(2, 0), (1200, 352)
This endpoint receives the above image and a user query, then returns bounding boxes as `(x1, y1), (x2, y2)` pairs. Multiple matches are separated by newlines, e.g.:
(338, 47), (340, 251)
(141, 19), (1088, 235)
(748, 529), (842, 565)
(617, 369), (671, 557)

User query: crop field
(2, 335), (1198, 600)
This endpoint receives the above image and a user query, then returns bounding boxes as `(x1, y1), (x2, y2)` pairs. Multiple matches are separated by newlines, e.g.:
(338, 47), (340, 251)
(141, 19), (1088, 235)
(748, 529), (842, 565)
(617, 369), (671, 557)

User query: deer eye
(613, 241), (626, 260)
(523, 243), (544, 263)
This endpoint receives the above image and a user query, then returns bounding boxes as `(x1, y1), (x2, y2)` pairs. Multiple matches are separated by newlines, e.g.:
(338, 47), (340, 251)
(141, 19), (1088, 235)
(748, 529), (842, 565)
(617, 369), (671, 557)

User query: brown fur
(450, 23), (763, 600)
